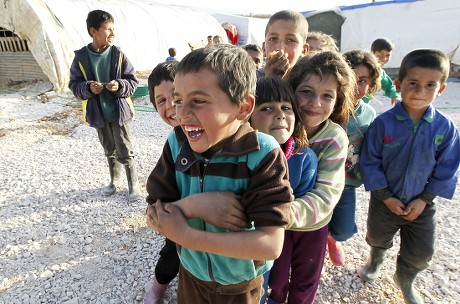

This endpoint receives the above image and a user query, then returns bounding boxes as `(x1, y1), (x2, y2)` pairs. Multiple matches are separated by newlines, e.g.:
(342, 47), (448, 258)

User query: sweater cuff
(418, 191), (437, 205)
(371, 188), (393, 201)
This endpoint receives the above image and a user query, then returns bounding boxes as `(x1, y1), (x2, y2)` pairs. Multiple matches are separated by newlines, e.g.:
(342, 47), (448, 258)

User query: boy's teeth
(185, 127), (203, 132)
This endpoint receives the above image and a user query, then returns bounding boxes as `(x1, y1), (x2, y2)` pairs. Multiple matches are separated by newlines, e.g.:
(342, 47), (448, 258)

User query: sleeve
(242, 148), (294, 228)
(295, 148), (318, 197)
(287, 131), (348, 231)
(115, 52), (139, 98)
(68, 55), (94, 100)
(425, 121), (460, 199)
(145, 137), (181, 205)
(380, 69), (400, 99)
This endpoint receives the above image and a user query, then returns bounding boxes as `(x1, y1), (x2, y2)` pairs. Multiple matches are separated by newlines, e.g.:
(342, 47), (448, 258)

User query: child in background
(144, 60), (179, 304)
(145, 45), (294, 304)
(243, 44), (264, 69)
(363, 38), (400, 105)
(359, 49), (460, 304)
(166, 48), (177, 61)
(267, 51), (356, 304)
(306, 31), (339, 53)
(258, 10), (310, 79)
(326, 50), (381, 266)
(250, 77), (317, 304)
(213, 35), (224, 44)
(68, 9), (141, 202)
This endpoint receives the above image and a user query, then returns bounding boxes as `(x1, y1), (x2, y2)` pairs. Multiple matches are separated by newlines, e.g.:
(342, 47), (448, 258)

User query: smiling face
(174, 68), (253, 156)
(154, 80), (178, 127)
(395, 67), (446, 118)
(374, 49), (392, 66)
(294, 73), (338, 137)
(251, 101), (295, 144)
(353, 64), (372, 101)
(90, 20), (115, 51)
(264, 20), (308, 65)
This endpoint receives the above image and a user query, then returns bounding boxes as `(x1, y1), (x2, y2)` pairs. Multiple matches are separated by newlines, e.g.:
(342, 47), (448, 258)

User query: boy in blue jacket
(69, 10), (141, 202)
(359, 49), (460, 304)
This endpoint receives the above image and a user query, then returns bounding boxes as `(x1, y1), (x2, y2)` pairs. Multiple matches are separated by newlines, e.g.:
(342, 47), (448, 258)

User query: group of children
(69, 8), (460, 304)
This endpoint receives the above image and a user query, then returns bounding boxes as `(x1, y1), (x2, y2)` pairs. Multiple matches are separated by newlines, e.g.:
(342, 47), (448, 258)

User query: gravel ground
(0, 82), (459, 304)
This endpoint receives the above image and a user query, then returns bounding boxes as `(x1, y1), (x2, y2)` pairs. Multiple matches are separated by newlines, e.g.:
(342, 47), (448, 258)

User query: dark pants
(268, 226), (328, 304)
(329, 187), (358, 241)
(96, 121), (134, 165)
(155, 238), (180, 284)
(366, 196), (436, 272)
(177, 265), (263, 304)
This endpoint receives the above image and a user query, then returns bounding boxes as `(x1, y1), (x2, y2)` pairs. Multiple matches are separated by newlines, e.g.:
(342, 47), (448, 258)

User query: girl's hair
(307, 31), (339, 52)
(177, 44), (256, 105)
(253, 77), (309, 153)
(147, 61), (179, 109)
(343, 49), (381, 98)
(287, 51), (356, 127)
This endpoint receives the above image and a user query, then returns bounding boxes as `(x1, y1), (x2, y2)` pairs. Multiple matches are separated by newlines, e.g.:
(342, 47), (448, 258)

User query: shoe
(125, 162), (143, 202)
(327, 235), (345, 266)
(144, 277), (168, 304)
(393, 263), (424, 304)
(101, 157), (122, 196)
(357, 247), (386, 282)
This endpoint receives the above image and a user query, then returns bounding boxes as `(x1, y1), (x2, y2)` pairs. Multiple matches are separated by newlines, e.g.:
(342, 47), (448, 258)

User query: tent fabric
(212, 13), (268, 47)
(305, 0), (460, 68)
(221, 22), (239, 45)
(0, 0), (227, 92)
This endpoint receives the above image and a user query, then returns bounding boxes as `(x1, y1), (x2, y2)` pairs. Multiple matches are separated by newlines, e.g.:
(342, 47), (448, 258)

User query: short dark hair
(168, 48), (177, 57)
(398, 49), (450, 84)
(177, 44), (256, 106)
(242, 44), (263, 54)
(148, 61), (179, 109)
(86, 10), (114, 37)
(371, 38), (394, 52)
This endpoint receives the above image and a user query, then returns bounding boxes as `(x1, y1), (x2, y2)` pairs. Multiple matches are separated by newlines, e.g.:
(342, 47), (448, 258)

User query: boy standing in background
(68, 9), (141, 202)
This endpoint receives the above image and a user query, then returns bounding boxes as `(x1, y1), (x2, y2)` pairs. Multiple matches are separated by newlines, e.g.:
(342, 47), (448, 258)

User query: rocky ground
(0, 81), (459, 304)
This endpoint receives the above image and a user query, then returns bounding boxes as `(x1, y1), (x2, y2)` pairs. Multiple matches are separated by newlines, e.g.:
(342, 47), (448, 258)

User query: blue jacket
(360, 102), (460, 203)
(68, 44), (139, 128)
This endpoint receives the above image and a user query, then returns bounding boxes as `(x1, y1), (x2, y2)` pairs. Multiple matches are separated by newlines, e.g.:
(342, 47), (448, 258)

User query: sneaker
(327, 235), (345, 266)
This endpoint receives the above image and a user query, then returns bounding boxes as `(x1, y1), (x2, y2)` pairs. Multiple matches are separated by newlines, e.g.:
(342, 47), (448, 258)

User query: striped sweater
(287, 119), (349, 231)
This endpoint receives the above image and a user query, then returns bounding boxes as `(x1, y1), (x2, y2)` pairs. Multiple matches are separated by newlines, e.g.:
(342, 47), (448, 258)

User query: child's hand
(401, 198), (427, 221)
(90, 81), (104, 94)
(173, 192), (250, 231)
(146, 200), (190, 243)
(383, 197), (406, 216)
(264, 50), (289, 78)
(106, 80), (119, 92)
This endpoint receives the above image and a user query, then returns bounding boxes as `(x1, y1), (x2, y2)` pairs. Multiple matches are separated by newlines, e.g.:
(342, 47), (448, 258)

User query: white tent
(212, 13), (268, 47)
(0, 0), (227, 92)
(311, 0), (460, 68)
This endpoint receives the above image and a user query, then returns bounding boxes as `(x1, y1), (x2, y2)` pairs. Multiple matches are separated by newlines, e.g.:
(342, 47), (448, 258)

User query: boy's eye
(156, 98), (166, 105)
(194, 99), (205, 104)
(174, 99), (182, 105)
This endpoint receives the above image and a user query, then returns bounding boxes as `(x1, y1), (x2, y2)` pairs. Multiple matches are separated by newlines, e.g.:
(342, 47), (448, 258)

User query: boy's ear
(394, 79), (401, 92)
(302, 43), (310, 55)
(237, 95), (255, 121)
(437, 83), (447, 96)
(89, 27), (96, 37)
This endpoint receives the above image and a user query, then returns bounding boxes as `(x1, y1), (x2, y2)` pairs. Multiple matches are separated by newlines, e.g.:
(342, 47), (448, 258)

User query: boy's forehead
(267, 20), (305, 37)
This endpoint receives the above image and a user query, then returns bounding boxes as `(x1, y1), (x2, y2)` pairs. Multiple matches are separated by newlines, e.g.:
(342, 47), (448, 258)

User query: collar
(394, 102), (435, 123)
(175, 122), (260, 172)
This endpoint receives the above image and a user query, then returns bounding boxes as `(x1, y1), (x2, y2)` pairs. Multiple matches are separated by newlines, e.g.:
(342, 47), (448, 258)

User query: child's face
(294, 74), (338, 137)
(265, 20), (308, 65)
(353, 64), (372, 101)
(395, 67), (446, 114)
(374, 50), (392, 66)
(251, 101), (295, 145)
(174, 69), (253, 155)
(246, 50), (264, 69)
(90, 21), (115, 49)
(154, 80), (178, 127)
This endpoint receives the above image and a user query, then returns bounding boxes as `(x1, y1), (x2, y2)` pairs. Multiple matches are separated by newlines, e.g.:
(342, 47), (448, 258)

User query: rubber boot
(357, 247), (386, 282)
(393, 265), (424, 304)
(327, 234), (345, 266)
(144, 276), (168, 304)
(125, 162), (143, 202)
(102, 157), (122, 196)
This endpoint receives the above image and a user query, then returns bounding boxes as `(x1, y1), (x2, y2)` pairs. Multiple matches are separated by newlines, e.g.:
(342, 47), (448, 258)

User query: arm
(147, 202), (284, 260)
(68, 55), (95, 100)
(112, 51), (139, 98)
(287, 128), (348, 230)
(380, 69), (400, 100)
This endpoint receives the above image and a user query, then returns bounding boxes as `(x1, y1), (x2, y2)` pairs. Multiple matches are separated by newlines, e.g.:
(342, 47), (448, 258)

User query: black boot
(102, 157), (122, 196)
(125, 162), (142, 202)
(357, 247), (387, 282)
(393, 264), (424, 304)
